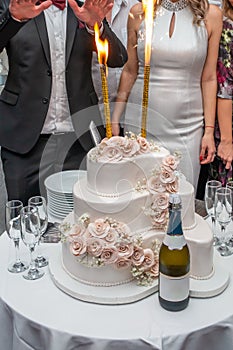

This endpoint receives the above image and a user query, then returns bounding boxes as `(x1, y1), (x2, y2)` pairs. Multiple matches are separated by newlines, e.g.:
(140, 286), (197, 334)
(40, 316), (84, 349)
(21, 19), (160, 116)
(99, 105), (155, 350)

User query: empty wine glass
(28, 196), (48, 267)
(204, 180), (222, 245)
(215, 187), (232, 256)
(5, 200), (28, 273)
(226, 181), (233, 247)
(20, 205), (44, 280)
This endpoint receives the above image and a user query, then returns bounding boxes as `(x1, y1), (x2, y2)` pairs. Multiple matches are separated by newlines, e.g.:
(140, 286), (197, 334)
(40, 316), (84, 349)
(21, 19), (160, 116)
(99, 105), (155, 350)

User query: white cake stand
(49, 248), (158, 305)
(49, 212), (230, 305)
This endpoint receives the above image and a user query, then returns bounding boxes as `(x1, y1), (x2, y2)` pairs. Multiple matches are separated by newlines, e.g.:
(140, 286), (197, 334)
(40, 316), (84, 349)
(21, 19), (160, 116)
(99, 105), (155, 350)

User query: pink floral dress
(209, 16), (233, 186)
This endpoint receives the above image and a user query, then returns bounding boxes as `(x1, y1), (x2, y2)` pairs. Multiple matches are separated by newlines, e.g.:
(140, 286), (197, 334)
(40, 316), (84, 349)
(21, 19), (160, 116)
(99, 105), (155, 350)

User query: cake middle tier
(87, 147), (170, 196)
(73, 175), (196, 233)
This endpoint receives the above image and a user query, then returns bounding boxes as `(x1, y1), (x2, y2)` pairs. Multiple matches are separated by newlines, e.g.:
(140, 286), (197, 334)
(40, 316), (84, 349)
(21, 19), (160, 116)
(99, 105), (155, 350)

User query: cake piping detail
(61, 260), (134, 286)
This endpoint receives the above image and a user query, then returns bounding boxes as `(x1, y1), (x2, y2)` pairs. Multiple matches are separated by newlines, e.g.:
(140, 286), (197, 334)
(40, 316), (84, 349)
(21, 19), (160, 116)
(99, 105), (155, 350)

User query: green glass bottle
(159, 193), (190, 311)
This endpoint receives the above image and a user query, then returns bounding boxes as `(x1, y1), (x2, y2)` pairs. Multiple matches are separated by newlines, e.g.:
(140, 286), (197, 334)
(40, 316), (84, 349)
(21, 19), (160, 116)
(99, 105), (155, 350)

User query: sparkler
(94, 23), (112, 138)
(141, 0), (156, 138)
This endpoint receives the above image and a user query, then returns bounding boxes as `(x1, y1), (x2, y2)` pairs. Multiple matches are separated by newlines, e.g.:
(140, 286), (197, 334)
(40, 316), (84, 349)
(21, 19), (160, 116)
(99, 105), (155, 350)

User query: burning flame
(142, 0), (155, 65)
(94, 23), (109, 66)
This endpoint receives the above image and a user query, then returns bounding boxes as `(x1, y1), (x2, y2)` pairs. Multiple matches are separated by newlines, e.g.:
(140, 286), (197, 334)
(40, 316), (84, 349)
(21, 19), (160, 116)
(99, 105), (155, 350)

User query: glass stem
(36, 235), (43, 259)
(29, 246), (37, 271)
(211, 215), (216, 234)
(13, 238), (21, 264)
(220, 226), (227, 250)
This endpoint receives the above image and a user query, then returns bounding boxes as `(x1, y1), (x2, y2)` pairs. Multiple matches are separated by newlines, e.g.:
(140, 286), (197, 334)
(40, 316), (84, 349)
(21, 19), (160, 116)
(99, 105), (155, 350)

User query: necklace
(161, 0), (188, 12)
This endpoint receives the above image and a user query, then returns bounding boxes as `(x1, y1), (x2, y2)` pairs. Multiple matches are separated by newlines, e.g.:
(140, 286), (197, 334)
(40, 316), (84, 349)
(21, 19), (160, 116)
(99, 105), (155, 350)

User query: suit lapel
(66, 5), (78, 67)
(33, 5), (78, 67)
(34, 13), (51, 67)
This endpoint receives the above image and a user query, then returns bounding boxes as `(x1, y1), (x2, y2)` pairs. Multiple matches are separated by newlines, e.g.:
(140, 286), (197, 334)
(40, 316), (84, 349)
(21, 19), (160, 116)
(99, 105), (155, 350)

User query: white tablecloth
(1, 232), (233, 350)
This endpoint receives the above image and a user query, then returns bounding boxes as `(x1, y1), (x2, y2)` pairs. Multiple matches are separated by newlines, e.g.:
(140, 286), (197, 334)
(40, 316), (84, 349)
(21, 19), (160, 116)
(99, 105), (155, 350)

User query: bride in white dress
(111, 0), (222, 192)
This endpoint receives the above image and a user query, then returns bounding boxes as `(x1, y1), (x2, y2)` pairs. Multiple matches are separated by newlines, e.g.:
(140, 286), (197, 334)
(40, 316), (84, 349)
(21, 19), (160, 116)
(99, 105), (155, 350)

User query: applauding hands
(9, 0), (52, 21)
(68, 0), (113, 28)
(9, 0), (113, 26)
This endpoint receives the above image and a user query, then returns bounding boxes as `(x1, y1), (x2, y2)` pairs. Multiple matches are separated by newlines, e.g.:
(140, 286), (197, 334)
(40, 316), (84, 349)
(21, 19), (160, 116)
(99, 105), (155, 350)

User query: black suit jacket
(0, 0), (128, 153)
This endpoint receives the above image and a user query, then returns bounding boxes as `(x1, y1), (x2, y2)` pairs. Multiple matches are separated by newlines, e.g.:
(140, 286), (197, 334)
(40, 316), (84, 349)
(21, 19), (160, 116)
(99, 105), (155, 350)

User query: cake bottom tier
(62, 212), (213, 286)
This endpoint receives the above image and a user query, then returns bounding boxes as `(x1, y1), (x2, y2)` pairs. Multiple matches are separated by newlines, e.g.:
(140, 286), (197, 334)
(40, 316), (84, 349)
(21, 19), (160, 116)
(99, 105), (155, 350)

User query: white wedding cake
(61, 135), (213, 287)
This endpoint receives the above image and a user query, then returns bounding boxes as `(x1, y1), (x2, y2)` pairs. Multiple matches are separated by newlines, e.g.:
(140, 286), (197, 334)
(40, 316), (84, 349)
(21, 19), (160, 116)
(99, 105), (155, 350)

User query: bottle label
(163, 235), (187, 250)
(159, 272), (189, 302)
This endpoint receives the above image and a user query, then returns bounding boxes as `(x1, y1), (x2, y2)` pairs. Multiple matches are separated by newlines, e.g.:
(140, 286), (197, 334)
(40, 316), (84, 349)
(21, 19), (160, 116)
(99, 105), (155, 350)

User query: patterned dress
(209, 17), (233, 186)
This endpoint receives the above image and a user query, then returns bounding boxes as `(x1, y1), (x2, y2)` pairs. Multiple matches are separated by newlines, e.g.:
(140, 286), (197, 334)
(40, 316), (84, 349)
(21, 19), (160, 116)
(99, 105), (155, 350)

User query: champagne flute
(226, 181), (233, 247)
(204, 180), (222, 245)
(215, 187), (232, 256)
(28, 196), (48, 267)
(20, 205), (44, 280)
(5, 200), (28, 273)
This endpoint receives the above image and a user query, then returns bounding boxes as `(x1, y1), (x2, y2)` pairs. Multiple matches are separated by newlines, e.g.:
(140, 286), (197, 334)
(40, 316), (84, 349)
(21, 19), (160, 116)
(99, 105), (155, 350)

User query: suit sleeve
(99, 19), (128, 68)
(0, 0), (27, 52)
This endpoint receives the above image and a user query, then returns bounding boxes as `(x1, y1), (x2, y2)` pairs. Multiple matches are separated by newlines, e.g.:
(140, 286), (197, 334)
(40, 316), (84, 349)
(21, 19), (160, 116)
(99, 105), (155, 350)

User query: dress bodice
(137, 2), (208, 90)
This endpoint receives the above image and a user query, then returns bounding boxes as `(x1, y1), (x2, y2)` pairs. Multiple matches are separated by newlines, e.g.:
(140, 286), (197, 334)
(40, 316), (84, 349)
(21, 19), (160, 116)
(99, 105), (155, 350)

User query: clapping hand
(199, 132), (216, 164)
(9, 0), (52, 22)
(68, 0), (113, 28)
(217, 141), (233, 170)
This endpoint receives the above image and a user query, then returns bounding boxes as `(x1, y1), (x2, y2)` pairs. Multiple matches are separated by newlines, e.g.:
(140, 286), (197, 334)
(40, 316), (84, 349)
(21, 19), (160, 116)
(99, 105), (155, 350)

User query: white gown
(125, 0), (208, 192)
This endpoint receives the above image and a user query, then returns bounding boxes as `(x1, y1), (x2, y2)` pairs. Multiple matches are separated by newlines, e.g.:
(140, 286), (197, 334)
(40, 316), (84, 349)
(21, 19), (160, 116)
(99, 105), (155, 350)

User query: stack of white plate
(44, 170), (86, 220)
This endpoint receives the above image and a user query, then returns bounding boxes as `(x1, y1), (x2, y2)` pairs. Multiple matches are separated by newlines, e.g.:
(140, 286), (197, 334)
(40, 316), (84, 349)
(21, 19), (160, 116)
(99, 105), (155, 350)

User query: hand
(9, 0), (52, 21)
(68, 0), (113, 28)
(217, 141), (233, 170)
(199, 132), (216, 164)
(111, 121), (120, 136)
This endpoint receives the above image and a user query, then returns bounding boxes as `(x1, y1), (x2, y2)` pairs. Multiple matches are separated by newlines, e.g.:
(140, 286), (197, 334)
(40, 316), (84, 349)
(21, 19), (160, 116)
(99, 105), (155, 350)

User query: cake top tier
(86, 135), (172, 196)
(89, 134), (168, 163)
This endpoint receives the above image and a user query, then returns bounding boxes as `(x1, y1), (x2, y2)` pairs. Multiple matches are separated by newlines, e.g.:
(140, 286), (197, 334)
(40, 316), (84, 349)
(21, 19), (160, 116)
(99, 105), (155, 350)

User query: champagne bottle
(159, 193), (190, 311)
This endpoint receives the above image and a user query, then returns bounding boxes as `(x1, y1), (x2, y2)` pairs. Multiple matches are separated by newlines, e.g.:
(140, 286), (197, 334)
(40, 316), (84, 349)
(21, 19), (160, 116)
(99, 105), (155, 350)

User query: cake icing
(61, 135), (213, 287)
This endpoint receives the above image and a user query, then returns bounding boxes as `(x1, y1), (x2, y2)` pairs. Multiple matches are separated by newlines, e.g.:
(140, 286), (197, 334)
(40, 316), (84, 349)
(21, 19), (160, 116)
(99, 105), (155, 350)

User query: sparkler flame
(94, 22), (109, 66)
(142, 0), (155, 65)
(94, 22), (112, 138)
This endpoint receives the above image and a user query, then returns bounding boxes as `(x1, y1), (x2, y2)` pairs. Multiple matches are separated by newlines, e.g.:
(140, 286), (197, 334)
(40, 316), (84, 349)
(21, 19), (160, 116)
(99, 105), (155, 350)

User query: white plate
(49, 205), (73, 215)
(45, 170), (86, 194)
(48, 206), (73, 216)
(48, 205), (73, 216)
(47, 188), (74, 198)
(47, 191), (73, 202)
(48, 197), (73, 206)
(48, 204), (73, 213)
(48, 205), (72, 215)
(49, 201), (73, 209)
(47, 188), (73, 197)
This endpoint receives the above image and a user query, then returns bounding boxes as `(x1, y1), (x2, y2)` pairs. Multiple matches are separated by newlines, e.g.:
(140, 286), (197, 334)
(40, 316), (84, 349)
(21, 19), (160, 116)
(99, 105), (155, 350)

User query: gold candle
(100, 64), (112, 138)
(94, 23), (112, 138)
(141, 65), (150, 138)
(141, 0), (156, 138)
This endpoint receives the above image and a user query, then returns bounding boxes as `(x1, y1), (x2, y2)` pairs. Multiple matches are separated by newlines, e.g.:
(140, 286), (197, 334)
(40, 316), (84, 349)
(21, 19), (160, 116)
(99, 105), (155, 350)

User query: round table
(1, 232), (233, 350)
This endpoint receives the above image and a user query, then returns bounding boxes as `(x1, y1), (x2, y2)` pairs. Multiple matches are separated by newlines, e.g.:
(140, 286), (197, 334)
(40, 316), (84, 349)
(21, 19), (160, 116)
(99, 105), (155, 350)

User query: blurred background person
(196, 0), (223, 199)
(209, 0), (233, 186)
(111, 0), (222, 193)
(0, 0), (127, 205)
(0, 50), (7, 234)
